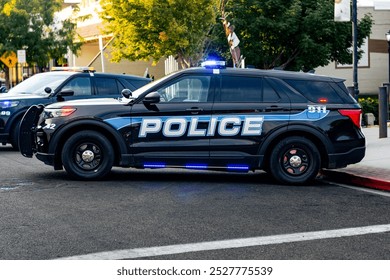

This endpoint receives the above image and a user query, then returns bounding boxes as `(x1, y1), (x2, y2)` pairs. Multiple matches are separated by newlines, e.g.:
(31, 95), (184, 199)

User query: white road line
(331, 182), (390, 198)
(57, 223), (390, 260)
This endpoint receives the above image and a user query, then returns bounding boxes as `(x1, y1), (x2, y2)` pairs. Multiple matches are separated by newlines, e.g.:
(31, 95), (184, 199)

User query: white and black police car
(19, 61), (365, 184)
(0, 67), (151, 150)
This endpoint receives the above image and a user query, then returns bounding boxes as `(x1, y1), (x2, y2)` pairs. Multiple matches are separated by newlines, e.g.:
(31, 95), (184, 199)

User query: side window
(156, 75), (211, 103)
(125, 79), (150, 90)
(95, 78), (120, 95)
(63, 77), (91, 96)
(218, 76), (261, 102)
(284, 79), (344, 103)
(263, 79), (281, 102)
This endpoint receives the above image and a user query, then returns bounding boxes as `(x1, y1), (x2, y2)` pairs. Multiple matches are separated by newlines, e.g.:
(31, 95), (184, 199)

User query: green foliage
(213, 0), (373, 71)
(0, 0), (81, 68)
(358, 96), (378, 125)
(99, 0), (373, 71)
(100, 0), (219, 68)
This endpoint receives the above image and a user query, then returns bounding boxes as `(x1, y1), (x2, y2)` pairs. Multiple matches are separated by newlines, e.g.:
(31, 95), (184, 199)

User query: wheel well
(262, 130), (329, 170)
(53, 124), (121, 169)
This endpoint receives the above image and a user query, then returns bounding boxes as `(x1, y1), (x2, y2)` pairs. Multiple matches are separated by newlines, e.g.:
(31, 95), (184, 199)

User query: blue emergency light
(201, 60), (226, 69)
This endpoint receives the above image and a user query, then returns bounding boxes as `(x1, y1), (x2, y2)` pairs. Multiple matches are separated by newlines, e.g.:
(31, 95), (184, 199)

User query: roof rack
(51, 66), (95, 73)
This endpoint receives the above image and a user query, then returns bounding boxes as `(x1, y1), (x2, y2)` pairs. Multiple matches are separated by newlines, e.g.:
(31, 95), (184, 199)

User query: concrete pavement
(322, 125), (390, 191)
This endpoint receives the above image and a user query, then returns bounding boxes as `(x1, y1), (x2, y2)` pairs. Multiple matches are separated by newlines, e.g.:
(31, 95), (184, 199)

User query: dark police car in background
(0, 67), (151, 149)
(19, 62), (365, 185)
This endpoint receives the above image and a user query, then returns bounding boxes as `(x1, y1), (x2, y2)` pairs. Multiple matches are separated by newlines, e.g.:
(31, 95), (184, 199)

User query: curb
(321, 170), (390, 192)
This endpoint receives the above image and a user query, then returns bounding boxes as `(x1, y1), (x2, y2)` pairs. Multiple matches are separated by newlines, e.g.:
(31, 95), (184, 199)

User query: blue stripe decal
(104, 117), (131, 130)
(104, 109), (329, 130)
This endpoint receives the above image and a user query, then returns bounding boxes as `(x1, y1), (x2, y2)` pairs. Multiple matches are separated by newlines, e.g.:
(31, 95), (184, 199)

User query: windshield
(7, 73), (72, 95)
(130, 72), (177, 98)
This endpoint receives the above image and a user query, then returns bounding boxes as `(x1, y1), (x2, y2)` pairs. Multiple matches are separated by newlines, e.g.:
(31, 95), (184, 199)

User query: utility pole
(352, 0), (359, 97)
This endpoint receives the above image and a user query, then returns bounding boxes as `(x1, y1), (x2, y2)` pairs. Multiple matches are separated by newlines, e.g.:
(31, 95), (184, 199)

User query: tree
(100, 0), (218, 69)
(214, 0), (373, 71)
(0, 0), (82, 86)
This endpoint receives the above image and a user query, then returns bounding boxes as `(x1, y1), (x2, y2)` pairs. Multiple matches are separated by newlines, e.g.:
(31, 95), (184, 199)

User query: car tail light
(338, 109), (362, 128)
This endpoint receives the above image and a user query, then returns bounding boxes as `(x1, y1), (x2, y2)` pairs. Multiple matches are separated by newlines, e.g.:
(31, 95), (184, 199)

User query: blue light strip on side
(143, 163), (166, 168)
(227, 165), (250, 171)
(143, 162), (250, 172)
(185, 164), (208, 169)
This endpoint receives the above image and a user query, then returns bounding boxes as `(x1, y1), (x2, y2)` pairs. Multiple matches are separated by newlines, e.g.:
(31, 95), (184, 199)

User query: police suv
(19, 61), (365, 184)
(0, 67), (151, 149)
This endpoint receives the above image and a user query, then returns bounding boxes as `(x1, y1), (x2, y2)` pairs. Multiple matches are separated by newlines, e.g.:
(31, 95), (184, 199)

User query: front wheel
(269, 136), (320, 185)
(61, 131), (114, 180)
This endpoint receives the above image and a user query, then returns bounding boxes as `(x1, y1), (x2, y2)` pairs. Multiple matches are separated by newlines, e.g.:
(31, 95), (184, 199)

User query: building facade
(64, 0), (165, 79)
(316, 1), (390, 95)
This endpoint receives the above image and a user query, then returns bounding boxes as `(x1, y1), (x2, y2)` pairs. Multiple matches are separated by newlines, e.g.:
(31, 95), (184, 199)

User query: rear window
(95, 78), (120, 95)
(284, 79), (346, 104)
(219, 76), (262, 102)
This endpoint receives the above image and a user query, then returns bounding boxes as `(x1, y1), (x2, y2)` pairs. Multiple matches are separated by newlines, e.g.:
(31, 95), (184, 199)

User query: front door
(130, 74), (215, 168)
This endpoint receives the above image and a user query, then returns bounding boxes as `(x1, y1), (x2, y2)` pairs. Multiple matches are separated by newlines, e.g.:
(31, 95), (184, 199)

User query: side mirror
(56, 89), (74, 102)
(44, 87), (52, 94)
(58, 89), (75, 97)
(121, 88), (132, 99)
(143, 91), (160, 105)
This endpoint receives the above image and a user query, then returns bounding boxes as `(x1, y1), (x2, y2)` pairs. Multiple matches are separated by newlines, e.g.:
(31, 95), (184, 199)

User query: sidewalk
(322, 126), (390, 192)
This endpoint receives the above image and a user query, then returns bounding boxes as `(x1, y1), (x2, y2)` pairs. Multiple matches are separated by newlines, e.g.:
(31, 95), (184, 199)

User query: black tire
(61, 130), (114, 180)
(10, 119), (21, 151)
(269, 136), (320, 185)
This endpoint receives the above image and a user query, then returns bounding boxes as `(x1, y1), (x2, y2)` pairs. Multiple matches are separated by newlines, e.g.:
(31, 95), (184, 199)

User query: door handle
(186, 107), (204, 114)
(265, 105), (284, 112)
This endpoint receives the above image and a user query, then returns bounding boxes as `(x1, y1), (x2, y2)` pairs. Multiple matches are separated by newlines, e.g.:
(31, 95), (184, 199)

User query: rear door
(209, 74), (291, 169)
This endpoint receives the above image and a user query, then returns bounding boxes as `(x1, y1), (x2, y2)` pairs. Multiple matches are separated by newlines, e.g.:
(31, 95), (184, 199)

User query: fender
(257, 123), (332, 167)
(286, 124), (333, 153)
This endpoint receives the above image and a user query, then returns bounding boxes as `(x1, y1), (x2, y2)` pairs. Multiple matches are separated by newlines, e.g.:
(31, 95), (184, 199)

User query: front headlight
(0, 101), (20, 108)
(44, 107), (77, 118)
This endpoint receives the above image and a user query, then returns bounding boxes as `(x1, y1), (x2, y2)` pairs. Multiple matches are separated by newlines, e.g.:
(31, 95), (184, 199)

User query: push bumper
(0, 133), (9, 144)
(19, 105), (44, 157)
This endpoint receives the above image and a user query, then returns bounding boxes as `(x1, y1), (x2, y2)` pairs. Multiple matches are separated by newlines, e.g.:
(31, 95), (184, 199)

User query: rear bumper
(327, 146), (366, 169)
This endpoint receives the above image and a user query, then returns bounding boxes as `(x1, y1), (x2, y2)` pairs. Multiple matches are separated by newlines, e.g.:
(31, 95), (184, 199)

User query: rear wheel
(61, 131), (114, 180)
(269, 136), (320, 185)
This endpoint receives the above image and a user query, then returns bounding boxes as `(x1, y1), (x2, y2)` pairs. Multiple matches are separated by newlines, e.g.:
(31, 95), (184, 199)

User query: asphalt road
(1, 145), (390, 260)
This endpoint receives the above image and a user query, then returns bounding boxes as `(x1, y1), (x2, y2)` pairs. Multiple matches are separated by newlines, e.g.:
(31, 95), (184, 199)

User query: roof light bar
(201, 60), (226, 69)
(51, 66), (95, 73)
